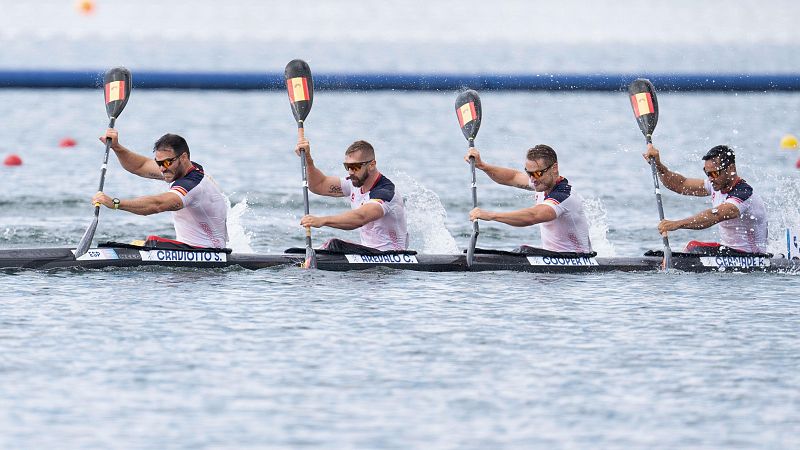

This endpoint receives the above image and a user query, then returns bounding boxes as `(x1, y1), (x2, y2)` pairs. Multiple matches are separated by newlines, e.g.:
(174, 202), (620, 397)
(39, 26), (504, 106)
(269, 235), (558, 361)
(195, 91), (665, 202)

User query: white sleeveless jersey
(704, 178), (768, 253)
(340, 174), (408, 251)
(168, 163), (229, 248)
(532, 177), (593, 253)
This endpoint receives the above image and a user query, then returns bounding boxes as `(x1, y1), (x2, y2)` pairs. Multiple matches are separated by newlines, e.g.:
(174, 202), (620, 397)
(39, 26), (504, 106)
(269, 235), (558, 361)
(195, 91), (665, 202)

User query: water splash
(391, 172), (459, 253)
(766, 176), (800, 256)
(226, 195), (254, 253)
(583, 196), (615, 256)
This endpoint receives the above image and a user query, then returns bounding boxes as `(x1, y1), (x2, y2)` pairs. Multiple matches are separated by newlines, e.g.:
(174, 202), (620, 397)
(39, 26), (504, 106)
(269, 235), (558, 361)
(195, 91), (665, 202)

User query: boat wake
(226, 194), (254, 253)
(392, 172), (460, 254)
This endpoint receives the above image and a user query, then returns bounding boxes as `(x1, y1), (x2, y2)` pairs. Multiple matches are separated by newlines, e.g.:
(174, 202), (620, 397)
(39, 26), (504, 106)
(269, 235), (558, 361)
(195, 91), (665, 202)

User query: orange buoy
(77, 0), (95, 15)
(4, 154), (22, 166)
(59, 137), (77, 147)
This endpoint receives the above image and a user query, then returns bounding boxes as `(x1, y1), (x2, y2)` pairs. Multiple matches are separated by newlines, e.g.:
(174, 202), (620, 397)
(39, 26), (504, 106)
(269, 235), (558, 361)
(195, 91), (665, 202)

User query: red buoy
(59, 137), (77, 147)
(4, 154), (22, 166)
(796, 157), (800, 169)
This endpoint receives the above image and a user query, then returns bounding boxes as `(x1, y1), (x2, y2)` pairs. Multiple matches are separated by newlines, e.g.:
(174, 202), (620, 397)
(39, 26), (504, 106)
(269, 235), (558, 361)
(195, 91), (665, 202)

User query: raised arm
(100, 129), (163, 180)
(643, 144), (708, 196)
(465, 148), (531, 190)
(296, 137), (344, 197)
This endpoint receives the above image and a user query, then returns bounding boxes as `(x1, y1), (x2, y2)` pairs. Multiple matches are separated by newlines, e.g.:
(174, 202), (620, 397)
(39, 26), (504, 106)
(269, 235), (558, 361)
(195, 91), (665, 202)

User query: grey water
(2, 1), (800, 448)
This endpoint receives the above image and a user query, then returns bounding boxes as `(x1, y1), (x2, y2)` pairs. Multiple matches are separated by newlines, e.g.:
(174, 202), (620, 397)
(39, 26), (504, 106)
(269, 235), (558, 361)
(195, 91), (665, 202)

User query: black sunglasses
(343, 159), (374, 171)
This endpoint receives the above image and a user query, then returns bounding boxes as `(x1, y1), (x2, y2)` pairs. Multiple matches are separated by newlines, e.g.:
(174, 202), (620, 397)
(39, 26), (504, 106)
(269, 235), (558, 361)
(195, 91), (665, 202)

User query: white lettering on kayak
(345, 254), (419, 264)
(699, 256), (770, 268)
(75, 248), (119, 261)
(526, 256), (599, 266)
(139, 250), (227, 263)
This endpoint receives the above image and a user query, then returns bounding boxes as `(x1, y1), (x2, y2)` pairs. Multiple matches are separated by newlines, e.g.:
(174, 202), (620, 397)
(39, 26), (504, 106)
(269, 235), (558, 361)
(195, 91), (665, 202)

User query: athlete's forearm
(674, 209), (727, 230)
(483, 209), (545, 227)
(119, 195), (182, 216)
(319, 209), (373, 230)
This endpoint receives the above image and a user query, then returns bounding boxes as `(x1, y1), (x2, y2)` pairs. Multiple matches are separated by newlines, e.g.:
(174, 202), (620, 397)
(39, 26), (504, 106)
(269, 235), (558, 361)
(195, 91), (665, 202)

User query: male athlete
(466, 144), (592, 253)
(295, 138), (408, 251)
(91, 129), (228, 248)
(643, 144), (767, 253)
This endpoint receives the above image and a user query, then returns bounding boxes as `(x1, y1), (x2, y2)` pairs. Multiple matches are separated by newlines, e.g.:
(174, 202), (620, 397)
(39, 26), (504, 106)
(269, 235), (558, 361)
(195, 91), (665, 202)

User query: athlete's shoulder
(368, 175), (396, 203)
(726, 179), (753, 203)
(171, 163), (205, 196)
(544, 178), (572, 204)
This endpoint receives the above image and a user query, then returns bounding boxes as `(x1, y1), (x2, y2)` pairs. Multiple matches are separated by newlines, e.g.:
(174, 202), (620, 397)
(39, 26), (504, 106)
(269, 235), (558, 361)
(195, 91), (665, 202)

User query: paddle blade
(285, 59), (314, 123)
(455, 90), (482, 143)
(74, 215), (98, 257)
(104, 67), (132, 120)
(304, 247), (317, 269)
(628, 78), (658, 142)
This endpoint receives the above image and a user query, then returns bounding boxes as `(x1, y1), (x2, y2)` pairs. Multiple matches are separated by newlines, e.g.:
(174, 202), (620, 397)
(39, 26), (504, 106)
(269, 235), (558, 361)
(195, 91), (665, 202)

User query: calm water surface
(1, 269), (798, 448)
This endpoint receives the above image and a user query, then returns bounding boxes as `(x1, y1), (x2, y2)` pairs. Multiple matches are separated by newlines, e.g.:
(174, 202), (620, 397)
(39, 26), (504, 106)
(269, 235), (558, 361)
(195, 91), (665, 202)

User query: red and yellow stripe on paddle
(287, 77), (310, 103)
(457, 101), (478, 127)
(630, 92), (654, 117)
(105, 80), (125, 103)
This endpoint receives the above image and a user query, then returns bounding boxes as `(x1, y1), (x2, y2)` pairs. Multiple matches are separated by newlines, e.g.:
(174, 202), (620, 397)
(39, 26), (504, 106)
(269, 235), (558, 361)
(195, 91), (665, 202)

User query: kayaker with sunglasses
(465, 144), (592, 253)
(295, 138), (408, 252)
(90, 129), (228, 248)
(642, 144), (767, 254)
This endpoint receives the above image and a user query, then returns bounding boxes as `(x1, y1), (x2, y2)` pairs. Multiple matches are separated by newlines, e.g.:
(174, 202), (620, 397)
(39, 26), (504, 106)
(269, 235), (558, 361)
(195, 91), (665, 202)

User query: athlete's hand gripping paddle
(285, 59), (317, 269)
(628, 78), (672, 270)
(75, 67), (132, 258)
(455, 90), (482, 268)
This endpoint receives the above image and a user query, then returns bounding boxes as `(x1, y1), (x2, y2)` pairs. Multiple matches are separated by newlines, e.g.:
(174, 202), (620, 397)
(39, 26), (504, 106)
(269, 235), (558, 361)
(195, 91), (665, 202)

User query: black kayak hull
(1, 247), (797, 273)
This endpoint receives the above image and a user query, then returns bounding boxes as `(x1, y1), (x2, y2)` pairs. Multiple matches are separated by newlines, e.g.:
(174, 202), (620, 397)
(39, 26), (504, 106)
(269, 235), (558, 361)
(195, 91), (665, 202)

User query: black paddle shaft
(456, 90), (482, 211)
(96, 66), (132, 199)
(628, 78), (672, 268)
(299, 128), (311, 217)
(455, 90), (483, 267)
(285, 59), (317, 268)
(93, 117), (116, 213)
(75, 67), (132, 257)
(468, 139), (478, 216)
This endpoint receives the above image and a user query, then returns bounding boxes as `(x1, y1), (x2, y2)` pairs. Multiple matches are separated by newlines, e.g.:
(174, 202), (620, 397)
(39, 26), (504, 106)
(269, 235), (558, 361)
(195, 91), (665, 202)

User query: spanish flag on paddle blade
(457, 101), (478, 128)
(105, 80), (126, 103)
(287, 77), (310, 103)
(630, 92), (654, 117)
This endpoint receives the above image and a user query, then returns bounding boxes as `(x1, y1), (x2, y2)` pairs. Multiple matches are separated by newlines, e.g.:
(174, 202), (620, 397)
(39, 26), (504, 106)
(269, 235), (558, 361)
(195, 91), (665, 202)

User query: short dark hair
(526, 144), (558, 166)
(702, 145), (735, 167)
(345, 140), (375, 159)
(153, 134), (190, 158)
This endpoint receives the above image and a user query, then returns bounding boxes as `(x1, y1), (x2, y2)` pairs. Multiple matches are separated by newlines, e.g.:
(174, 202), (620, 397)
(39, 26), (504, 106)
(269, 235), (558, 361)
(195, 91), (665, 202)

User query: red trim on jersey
(361, 172), (382, 194)
(171, 186), (188, 196)
(721, 176), (742, 194)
